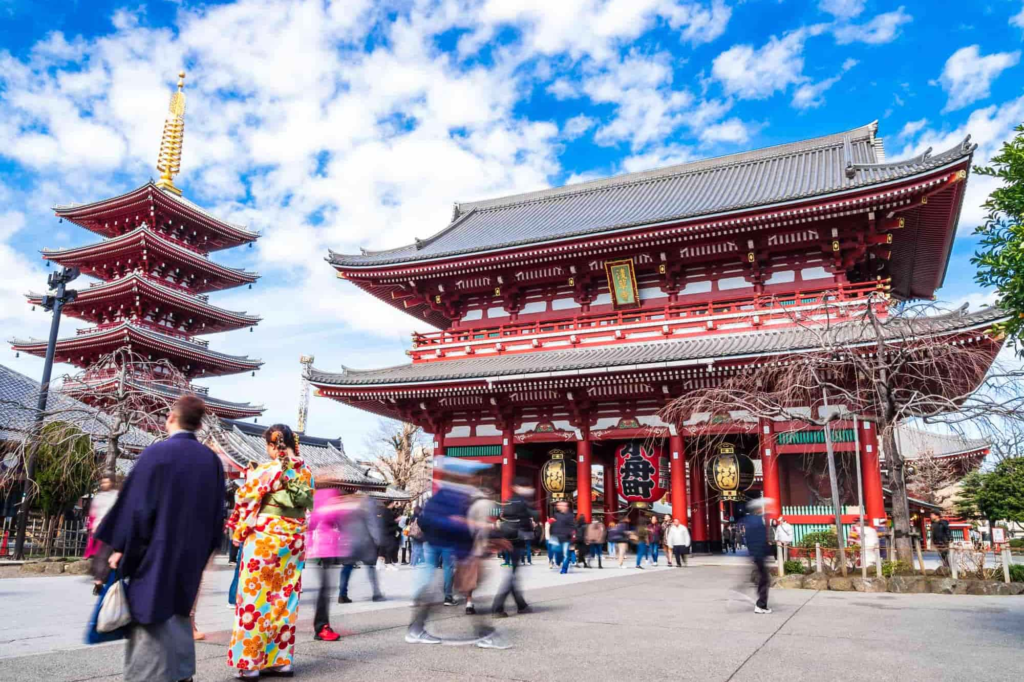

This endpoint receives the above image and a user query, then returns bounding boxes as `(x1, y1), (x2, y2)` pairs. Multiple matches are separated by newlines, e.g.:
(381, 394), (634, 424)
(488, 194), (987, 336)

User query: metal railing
(1, 516), (89, 559)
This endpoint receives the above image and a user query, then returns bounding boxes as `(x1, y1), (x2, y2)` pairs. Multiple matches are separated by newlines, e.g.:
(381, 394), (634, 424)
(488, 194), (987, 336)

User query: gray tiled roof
(0, 363), (153, 450)
(895, 425), (990, 460)
(211, 422), (382, 487)
(310, 306), (1007, 387)
(330, 122), (975, 268)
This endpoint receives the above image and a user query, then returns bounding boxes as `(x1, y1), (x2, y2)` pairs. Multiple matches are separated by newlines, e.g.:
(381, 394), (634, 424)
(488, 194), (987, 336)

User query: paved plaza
(1, 556), (1022, 681)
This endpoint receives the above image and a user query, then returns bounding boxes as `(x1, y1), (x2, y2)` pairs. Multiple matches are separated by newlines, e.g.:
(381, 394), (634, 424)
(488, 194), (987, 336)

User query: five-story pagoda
(11, 72), (264, 420)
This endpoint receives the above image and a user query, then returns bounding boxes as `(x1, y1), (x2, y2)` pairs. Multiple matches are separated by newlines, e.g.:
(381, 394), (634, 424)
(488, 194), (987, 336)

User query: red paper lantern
(615, 441), (669, 505)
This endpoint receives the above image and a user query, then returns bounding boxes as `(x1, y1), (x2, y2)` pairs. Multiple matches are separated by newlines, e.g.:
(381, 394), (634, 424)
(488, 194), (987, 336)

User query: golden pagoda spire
(155, 71), (186, 196)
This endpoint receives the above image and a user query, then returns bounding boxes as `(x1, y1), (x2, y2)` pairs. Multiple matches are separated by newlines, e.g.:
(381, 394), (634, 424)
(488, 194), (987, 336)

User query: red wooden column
(669, 431), (688, 523)
(577, 434), (593, 521)
(433, 428), (446, 457)
(603, 460), (618, 524)
(690, 449), (708, 552)
(501, 425), (515, 503)
(859, 419), (886, 526)
(760, 418), (782, 522)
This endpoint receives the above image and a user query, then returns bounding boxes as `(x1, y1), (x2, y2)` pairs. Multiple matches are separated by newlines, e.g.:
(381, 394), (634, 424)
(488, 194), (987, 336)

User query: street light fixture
(13, 266), (79, 560)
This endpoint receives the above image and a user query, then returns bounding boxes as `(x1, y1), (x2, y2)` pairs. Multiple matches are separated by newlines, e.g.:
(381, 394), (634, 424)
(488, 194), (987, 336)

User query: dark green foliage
(797, 530), (838, 549)
(972, 124), (1024, 345)
(783, 559), (806, 575)
(956, 458), (1024, 525)
(34, 422), (95, 516)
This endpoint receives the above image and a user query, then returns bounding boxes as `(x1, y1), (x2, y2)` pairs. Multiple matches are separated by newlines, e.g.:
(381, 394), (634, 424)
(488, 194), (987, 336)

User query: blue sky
(1, 0), (1022, 454)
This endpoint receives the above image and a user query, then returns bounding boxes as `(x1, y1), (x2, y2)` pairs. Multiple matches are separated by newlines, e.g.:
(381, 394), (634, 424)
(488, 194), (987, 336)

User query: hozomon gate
(312, 122), (1002, 551)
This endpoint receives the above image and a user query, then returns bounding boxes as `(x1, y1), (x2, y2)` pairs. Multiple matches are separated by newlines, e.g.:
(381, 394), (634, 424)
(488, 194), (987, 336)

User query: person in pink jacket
(309, 488), (349, 642)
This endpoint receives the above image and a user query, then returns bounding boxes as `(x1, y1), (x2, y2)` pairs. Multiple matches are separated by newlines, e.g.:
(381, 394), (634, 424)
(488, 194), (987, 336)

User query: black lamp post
(13, 266), (79, 560)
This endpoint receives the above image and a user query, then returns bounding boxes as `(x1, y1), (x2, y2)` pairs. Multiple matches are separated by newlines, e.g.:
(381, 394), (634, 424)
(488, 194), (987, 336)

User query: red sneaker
(315, 625), (341, 642)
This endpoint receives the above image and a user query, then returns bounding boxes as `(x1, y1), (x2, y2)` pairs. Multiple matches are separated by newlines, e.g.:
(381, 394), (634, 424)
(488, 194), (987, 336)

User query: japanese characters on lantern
(615, 441), (669, 504)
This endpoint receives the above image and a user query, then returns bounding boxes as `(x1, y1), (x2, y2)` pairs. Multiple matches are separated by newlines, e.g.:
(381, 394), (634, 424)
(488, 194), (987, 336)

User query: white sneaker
(476, 634), (513, 650)
(754, 606), (773, 614)
(405, 629), (442, 644)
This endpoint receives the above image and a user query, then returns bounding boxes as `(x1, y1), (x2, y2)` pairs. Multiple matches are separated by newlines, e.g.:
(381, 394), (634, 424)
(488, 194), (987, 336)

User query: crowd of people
(85, 395), (786, 681)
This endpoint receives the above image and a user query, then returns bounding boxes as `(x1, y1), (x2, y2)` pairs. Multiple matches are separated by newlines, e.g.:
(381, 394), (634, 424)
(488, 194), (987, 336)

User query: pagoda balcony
(75, 320), (210, 347)
(408, 281), (888, 362)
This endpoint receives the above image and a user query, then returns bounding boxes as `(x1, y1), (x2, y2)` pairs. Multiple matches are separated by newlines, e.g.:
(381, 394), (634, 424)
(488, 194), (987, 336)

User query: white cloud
(662, 0), (732, 45)
(563, 114), (596, 139)
(936, 45), (1020, 113)
(819, 0), (865, 19)
(895, 118), (928, 141)
(699, 117), (757, 144)
(791, 58), (857, 110)
(1012, 3), (1024, 30)
(711, 28), (818, 100)
(621, 144), (696, 173)
(834, 7), (912, 45)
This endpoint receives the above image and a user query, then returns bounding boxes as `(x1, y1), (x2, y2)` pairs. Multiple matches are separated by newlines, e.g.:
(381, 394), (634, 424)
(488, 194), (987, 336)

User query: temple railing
(74, 320), (209, 347)
(409, 281), (888, 361)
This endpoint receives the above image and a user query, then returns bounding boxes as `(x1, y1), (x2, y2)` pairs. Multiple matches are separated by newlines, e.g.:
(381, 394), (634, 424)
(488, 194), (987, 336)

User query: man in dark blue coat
(96, 395), (225, 682)
(741, 498), (772, 614)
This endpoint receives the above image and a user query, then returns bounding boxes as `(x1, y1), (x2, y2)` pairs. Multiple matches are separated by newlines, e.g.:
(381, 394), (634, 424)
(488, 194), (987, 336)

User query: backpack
(408, 518), (423, 541)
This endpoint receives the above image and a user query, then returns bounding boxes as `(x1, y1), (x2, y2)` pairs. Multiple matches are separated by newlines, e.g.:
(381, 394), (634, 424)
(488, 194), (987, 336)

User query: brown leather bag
(454, 556), (481, 594)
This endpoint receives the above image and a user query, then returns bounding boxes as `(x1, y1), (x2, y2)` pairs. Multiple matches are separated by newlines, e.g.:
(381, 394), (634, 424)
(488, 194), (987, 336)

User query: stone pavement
(1, 556), (1021, 681)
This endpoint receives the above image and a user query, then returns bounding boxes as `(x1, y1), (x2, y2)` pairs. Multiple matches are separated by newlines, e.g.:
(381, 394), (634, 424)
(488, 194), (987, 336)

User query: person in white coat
(775, 516), (795, 559)
(667, 519), (691, 567)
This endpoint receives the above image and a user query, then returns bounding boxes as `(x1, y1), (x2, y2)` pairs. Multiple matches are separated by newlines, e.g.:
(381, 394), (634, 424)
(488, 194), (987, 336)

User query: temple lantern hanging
(704, 443), (756, 501)
(615, 441), (669, 506)
(541, 448), (576, 501)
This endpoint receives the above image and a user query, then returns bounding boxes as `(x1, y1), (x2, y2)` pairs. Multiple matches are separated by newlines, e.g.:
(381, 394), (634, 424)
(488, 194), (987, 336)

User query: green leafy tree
(30, 422), (96, 557)
(955, 458), (1024, 536)
(974, 458), (1024, 523)
(973, 123), (1024, 344)
(34, 421), (95, 517)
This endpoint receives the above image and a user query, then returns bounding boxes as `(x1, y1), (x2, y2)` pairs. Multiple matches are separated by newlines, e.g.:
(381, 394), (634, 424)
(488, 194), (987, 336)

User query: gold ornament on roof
(155, 71), (187, 196)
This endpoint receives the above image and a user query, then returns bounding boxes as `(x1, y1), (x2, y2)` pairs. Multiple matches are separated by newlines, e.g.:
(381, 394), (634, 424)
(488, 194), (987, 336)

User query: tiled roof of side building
(330, 122), (975, 268)
(310, 306), (1007, 387)
(895, 426), (990, 460)
(215, 421), (382, 486)
(0, 363), (154, 450)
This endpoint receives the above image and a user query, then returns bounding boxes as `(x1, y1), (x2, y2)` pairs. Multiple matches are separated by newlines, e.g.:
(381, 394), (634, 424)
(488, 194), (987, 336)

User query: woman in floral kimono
(227, 424), (314, 679)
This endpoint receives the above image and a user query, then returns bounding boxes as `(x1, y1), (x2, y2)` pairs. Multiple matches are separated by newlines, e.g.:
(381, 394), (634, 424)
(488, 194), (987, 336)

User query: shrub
(784, 559), (805, 575)
(797, 530), (838, 549)
(881, 560), (913, 578)
(1009, 563), (1024, 583)
(1009, 538), (1024, 549)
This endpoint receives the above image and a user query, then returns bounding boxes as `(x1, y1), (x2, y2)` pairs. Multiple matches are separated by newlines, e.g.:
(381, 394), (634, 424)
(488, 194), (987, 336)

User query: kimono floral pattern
(228, 458), (313, 672)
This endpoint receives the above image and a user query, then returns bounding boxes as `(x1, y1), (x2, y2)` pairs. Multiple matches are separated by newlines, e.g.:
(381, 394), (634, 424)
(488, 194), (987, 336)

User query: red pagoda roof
(54, 183), (258, 252)
(11, 321), (262, 378)
(42, 226), (259, 293)
(26, 273), (261, 335)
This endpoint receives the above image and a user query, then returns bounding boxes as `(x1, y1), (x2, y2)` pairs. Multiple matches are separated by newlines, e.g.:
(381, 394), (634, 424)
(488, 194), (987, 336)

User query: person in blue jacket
(742, 498), (772, 614)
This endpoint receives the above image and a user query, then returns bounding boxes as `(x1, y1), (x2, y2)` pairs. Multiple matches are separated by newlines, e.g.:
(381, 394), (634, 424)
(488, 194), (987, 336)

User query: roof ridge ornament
(155, 71), (187, 196)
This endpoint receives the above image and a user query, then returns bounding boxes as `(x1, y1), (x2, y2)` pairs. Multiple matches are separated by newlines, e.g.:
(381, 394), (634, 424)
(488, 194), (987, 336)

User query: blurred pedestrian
(545, 518), (556, 568)
(649, 517), (662, 566)
(668, 519), (690, 566)
(309, 488), (345, 642)
(463, 482), (496, 615)
(551, 501), (576, 574)
(742, 499), (772, 614)
(408, 506), (425, 566)
(586, 516), (606, 569)
(661, 515), (673, 563)
(775, 516), (794, 561)
(95, 396), (224, 682)
(377, 502), (400, 570)
(227, 424), (314, 678)
(609, 516), (630, 567)
(407, 458), (509, 649)
(575, 514), (589, 568)
(337, 493), (386, 604)
(635, 518), (650, 569)
(723, 525), (735, 554)
(492, 478), (537, 617)
(930, 511), (951, 570)
(85, 475), (119, 595)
